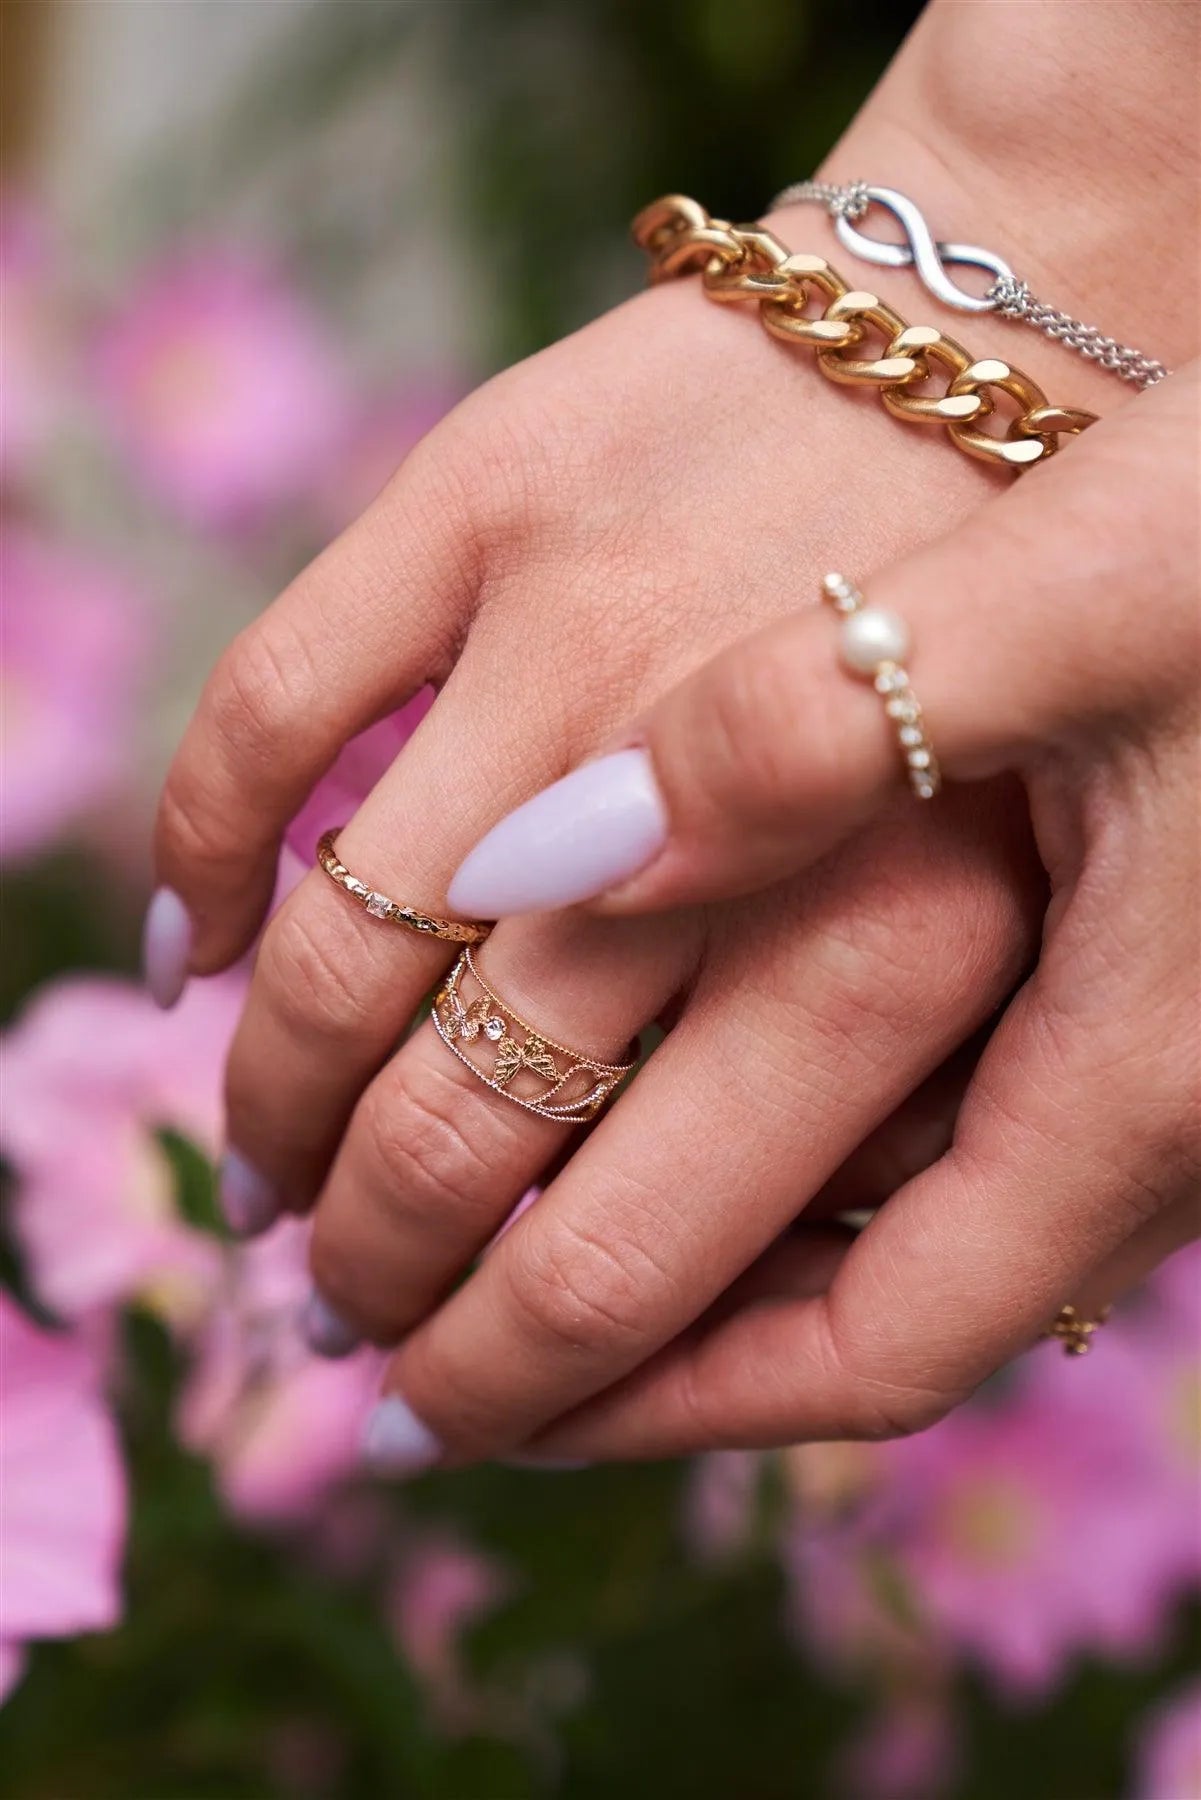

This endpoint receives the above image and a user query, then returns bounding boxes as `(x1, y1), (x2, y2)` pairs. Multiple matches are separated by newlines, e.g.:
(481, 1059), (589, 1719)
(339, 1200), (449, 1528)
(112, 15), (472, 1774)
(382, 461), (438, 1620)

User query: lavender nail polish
(362, 1395), (443, 1478)
(219, 1150), (281, 1238)
(142, 887), (192, 1010)
(447, 748), (668, 919)
(300, 1290), (362, 1359)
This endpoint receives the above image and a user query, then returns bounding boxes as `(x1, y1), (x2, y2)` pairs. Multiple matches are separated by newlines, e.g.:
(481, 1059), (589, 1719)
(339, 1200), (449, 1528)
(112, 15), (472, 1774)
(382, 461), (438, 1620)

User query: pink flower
(93, 247), (349, 530)
(316, 381), (461, 536)
(388, 1536), (510, 1728)
(2, 974), (243, 1321)
(0, 1295), (127, 1704)
(1133, 1677), (1201, 1800)
(835, 1694), (959, 1800)
(873, 1373), (1193, 1698)
(1, 528), (151, 864)
(683, 1451), (763, 1563)
(176, 1218), (383, 1523)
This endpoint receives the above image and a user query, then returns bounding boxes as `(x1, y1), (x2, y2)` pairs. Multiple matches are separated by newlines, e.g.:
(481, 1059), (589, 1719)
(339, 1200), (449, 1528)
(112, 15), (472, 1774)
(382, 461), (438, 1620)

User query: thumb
(447, 367), (1194, 918)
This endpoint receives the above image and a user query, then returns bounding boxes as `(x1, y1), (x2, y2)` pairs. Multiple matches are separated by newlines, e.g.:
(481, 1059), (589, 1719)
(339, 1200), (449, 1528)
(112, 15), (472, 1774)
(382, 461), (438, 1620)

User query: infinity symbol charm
(833, 186), (1014, 316)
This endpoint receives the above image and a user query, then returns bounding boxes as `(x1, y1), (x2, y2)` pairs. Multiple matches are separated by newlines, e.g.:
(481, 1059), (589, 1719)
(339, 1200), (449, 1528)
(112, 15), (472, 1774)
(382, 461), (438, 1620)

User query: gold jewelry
(1045, 1304), (1112, 1357)
(632, 195), (1097, 471)
(822, 574), (941, 800)
(316, 829), (492, 945)
(432, 947), (636, 1123)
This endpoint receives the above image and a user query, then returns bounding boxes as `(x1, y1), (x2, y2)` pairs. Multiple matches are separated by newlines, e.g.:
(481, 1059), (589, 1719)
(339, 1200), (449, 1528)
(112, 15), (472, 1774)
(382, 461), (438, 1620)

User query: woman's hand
(148, 0), (1198, 1474)
(446, 362), (1199, 1466)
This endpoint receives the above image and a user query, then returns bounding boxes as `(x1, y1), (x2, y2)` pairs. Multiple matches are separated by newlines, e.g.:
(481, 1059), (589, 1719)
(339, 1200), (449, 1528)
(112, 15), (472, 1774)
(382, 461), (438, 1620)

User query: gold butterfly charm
(440, 991), (492, 1043)
(492, 1032), (560, 1089)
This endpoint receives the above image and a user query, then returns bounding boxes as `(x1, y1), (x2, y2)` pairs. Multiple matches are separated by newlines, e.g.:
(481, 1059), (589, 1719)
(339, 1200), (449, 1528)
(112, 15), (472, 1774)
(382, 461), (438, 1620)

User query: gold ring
(1044, 1303), (1111, 1357)
(316, 829), (492, 945)
(432, 947), (636, 1123)
(822, 573), (941, 801)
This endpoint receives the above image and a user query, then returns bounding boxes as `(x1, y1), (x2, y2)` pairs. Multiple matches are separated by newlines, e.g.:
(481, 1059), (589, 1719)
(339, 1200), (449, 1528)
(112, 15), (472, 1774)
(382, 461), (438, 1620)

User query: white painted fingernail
(362, 1394), (443, 1478)
(447, 748), (668, 918)
(300, 1291), (362, 1359)
(142, 887), (192, 1010)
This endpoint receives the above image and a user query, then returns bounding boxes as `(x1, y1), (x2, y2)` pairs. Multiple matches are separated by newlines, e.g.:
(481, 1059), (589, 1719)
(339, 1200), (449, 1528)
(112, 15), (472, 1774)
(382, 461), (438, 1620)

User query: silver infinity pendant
(832, 185), (1014, 315)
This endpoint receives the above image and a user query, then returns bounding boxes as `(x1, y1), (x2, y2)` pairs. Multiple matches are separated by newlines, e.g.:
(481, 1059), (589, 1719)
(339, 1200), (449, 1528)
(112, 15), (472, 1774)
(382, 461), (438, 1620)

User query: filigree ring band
(821, 574), (941, 801)
(433, 948), (636, 1123)
(316, 829), (492, 945)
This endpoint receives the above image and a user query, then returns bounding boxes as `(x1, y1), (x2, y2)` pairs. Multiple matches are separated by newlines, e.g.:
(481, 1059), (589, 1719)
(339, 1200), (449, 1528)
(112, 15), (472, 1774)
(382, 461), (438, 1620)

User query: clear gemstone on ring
(365, 891), (392, 918)
(484, 1016), (506, 1042)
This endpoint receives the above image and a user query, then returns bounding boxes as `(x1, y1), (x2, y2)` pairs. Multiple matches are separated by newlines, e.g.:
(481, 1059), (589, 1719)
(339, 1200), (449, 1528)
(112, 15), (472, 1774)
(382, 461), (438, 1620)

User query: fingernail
(447, 748), (668, 918)
(300, 1290), (362, 1359)
(142, 887), (192, 1010)
(362, 1394), (443, 1478)
(218, 1149), (281, 1237)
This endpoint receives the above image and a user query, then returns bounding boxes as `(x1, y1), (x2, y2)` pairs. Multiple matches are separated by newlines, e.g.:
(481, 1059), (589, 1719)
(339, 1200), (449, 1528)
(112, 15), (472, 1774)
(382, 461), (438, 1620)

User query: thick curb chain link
(633, 195), (1098, 472)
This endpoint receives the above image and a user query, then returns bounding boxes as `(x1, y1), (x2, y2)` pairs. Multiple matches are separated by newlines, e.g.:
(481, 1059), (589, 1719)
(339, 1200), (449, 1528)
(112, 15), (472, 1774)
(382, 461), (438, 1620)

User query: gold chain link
(632, 196), (1098, 472)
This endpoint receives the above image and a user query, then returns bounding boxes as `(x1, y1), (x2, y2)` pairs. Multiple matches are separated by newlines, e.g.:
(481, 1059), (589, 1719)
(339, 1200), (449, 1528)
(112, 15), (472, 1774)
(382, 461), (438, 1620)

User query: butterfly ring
(432, 947), (637, 1124)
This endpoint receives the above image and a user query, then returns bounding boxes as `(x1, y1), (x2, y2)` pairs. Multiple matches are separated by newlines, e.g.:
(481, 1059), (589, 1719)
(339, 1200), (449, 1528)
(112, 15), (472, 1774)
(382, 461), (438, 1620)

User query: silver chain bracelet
(771, 181), (1168, 391)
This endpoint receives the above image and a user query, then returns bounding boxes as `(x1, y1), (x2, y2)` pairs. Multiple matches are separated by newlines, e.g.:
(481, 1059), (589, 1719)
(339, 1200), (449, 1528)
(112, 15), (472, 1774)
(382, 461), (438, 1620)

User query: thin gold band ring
(316, 829), (492, 945)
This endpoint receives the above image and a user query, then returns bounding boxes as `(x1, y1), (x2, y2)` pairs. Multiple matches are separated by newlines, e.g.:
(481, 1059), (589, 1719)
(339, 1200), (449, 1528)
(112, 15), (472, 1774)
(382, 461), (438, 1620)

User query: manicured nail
(142, 887), (192, 1010)
(362, 1394), (443, 1477)
(447, 748), (668, 918)
(300, 1290), (361, 1359)
(218, 1149), (281, 1237)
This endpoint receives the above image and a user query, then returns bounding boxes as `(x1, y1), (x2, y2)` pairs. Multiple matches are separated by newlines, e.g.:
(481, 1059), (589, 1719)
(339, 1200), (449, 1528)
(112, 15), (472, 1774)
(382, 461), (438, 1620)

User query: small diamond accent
(365, 891), (391, 918)
(874, 666), (907, 694)
(483, 1016), (506, 1042)
(912, 778), (936, 800)
(898, 725), (923, 747)
(907, 748), (932, 770)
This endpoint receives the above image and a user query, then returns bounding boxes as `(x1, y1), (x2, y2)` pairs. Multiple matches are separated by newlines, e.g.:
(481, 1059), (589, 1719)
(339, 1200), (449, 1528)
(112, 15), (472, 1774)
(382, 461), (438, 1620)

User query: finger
(302, 905), (697, 1351)
(805, 1030), (984, 1221)
(152, 440), (475, 987)
(513, 1193), (1199, 1467)
(511, 900), (1198, 1462)
(446, 364), (1197, 917)
(218, 619), (685, 1235)
(361, 788), (1037, 1472)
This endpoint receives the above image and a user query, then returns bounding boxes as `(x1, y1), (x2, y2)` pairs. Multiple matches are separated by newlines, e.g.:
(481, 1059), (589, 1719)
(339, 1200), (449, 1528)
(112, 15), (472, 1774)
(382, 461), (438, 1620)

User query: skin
(154, 1), (1200, 1467)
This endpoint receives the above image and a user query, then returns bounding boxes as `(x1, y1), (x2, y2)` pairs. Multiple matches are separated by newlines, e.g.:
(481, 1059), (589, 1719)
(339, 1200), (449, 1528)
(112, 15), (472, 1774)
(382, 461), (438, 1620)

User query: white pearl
(839, 606), (911, 675)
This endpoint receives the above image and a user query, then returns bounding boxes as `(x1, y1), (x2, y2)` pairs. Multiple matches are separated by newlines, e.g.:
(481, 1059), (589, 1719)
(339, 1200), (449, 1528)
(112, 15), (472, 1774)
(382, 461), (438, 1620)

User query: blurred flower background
(1, 2), (1197, 1796)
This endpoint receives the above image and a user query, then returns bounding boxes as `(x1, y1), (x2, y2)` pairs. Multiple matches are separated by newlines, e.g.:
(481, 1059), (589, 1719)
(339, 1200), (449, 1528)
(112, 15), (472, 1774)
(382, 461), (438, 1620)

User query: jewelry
(432, 947), (636, 1123)
(632, 195), (1097, 471)
(316, 829), (491, 945)
(821, 574), (940, 800)
(1044, 1303), (1112, 1357)
(772, 181), (1167, 391)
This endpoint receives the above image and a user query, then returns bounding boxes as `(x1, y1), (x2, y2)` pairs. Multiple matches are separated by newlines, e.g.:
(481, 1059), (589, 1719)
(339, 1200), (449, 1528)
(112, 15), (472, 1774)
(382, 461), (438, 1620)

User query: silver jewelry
(773, 182), (1168, 391)
(821, 573), (941, 801)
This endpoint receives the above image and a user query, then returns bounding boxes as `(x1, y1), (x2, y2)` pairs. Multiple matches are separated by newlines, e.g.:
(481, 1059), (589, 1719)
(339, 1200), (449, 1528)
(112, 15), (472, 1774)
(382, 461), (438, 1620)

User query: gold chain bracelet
(632, 195), (1098, 472)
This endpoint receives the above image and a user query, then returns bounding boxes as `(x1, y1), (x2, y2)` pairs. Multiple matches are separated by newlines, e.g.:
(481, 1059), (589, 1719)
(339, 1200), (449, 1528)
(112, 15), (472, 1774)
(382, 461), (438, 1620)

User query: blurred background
(2, 3), (1198, 1796)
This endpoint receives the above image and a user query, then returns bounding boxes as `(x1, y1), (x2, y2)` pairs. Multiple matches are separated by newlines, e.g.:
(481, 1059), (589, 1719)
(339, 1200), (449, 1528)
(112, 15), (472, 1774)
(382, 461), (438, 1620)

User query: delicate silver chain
(772, 180), (1168, 390)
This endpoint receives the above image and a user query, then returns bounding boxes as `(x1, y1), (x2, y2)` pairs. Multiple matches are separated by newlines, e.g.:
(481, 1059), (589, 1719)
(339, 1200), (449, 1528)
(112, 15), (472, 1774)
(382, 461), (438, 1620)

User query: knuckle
(203, 617), (317, 783)
(813, 1302), (961, 1441)
(507, 1209), (660, 1361)
(155, 766), (238, 877)
(256, 903), (375, 1041)
(698, 639), (810, 826)
(358, 1061), (503, 1225)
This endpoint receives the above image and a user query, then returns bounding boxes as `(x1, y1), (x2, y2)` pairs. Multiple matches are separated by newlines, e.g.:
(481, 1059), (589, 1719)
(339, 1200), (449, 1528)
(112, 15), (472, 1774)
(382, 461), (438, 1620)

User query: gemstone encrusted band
(316, 829), (492, 944)
(821, 574), (941, 801)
